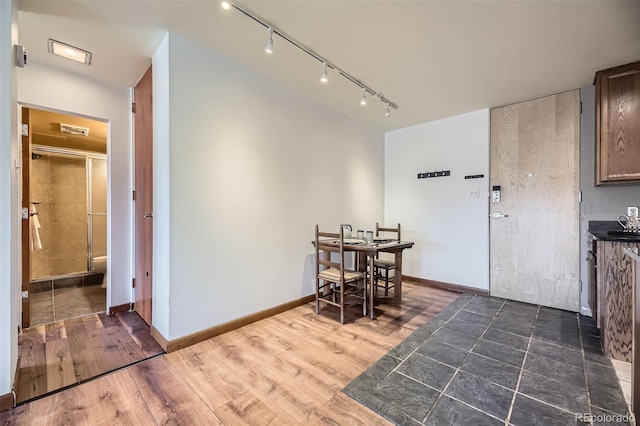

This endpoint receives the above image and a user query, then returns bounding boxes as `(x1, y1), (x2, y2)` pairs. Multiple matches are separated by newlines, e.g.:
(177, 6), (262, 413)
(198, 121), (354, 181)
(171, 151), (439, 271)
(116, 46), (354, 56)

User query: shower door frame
(86, 156), (107, 271)
(31, 145), (107, 274)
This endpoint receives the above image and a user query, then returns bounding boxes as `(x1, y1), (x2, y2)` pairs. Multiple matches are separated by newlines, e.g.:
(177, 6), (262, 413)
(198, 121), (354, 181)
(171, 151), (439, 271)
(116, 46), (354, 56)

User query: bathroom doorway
(24, 107), (108, 328)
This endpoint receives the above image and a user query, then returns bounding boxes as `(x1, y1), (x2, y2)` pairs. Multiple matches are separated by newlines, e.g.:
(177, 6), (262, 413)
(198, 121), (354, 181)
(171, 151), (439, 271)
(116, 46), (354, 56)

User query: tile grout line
(420, 296), (508, 424)
(379, 295), (478, 424)
(577, 314), (595, 426)
(503, 305), (539, 426)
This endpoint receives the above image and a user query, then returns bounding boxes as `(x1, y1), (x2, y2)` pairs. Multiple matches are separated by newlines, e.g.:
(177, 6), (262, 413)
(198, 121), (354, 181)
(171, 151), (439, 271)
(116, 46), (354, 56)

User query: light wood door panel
(490, 90), (580, 311)
(134, 66), (153, 325)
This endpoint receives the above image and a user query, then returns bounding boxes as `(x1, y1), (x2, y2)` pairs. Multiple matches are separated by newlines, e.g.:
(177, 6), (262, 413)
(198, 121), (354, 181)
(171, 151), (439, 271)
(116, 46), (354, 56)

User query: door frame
(488, 90), (581, 311)
(20, 107), (31, 328)
(19, 103), (112, 327)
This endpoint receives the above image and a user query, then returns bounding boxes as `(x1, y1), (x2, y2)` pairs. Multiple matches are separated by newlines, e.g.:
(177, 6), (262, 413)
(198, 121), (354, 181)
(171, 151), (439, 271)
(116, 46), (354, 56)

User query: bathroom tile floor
(343, 294), (633, 425)
(30, 284), (106, 326)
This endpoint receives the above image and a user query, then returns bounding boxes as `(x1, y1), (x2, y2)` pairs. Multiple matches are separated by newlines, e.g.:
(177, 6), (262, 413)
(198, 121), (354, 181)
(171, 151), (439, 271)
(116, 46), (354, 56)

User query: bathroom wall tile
(84, 273), (104, 286)
(31, 280), (53, 293)
(48, 241), (68, 261)
(71, 239), (86, 254)
(75, 257), (88, 273)
(54, 276), (83, 289)
(31, 165), (49, 185)
(31, 258), (50, 279)
(50, 259), (76, 276)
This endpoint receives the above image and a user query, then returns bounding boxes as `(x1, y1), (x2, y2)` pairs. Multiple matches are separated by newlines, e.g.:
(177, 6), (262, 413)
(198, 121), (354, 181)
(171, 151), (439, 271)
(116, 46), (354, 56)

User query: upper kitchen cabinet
(595, 60), (640, 186)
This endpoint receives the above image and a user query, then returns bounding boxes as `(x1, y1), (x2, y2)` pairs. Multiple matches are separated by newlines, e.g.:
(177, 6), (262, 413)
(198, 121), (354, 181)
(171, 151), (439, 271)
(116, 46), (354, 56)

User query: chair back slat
(375, 222), (401, 241)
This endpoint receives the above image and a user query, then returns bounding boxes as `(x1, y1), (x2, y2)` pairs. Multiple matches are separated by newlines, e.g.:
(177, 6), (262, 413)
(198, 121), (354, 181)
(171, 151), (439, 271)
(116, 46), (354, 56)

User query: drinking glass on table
(366, 231), (374, 243)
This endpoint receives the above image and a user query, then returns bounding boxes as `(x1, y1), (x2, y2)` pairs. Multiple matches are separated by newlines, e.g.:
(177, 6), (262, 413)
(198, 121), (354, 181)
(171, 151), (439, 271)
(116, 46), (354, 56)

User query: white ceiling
(17, 0), (640, 131)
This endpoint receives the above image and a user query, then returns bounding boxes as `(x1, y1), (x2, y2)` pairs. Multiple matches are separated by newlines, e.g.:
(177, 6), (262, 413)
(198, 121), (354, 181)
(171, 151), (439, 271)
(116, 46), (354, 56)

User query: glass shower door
(88, 157), (107, 269)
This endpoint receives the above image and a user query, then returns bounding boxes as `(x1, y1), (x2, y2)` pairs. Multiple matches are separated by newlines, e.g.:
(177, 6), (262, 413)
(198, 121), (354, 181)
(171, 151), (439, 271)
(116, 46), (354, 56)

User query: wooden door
(490, 90), (580, 311)
(134, 66), (153, 325)
(21, 107), (32, 328)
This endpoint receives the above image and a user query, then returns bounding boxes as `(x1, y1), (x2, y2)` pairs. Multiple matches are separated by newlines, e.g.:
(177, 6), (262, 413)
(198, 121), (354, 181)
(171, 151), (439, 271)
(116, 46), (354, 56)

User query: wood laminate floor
(14, 310), (164, 404)
(1, 282), (459, 425)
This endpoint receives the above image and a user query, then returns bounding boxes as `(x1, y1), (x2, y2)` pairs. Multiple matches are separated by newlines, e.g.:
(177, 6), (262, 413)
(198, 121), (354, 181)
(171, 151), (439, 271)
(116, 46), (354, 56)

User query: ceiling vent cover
(60, 123), (90, 136)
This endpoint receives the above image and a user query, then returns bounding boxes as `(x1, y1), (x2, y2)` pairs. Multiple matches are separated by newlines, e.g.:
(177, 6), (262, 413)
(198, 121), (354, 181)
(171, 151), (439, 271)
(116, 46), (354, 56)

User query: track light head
(385, 103), (391, 117)
(360, 88), (367, 106)
(320, 62), (328, 84)
(265, 27), (273, 55)
(220, 1), (231, 10)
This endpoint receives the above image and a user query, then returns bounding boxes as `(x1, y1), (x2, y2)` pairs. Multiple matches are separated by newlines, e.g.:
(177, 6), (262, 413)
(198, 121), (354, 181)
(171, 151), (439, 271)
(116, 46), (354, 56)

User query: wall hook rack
(417, 170), (450, 179)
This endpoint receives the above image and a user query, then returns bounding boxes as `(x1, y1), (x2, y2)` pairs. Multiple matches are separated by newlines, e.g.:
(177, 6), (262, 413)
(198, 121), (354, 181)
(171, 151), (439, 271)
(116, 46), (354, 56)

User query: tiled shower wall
(90, 158), (107, 258)
(31, 152), (88, 278)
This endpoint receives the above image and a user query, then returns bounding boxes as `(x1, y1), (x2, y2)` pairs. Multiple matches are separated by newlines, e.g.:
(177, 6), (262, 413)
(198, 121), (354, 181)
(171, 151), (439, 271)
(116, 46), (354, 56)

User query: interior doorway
(21, 106), (109, 328)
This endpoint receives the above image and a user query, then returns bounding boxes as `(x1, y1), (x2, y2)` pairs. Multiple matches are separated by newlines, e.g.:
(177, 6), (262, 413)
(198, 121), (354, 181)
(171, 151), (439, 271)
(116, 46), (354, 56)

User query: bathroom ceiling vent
(59, 123), (90, 136)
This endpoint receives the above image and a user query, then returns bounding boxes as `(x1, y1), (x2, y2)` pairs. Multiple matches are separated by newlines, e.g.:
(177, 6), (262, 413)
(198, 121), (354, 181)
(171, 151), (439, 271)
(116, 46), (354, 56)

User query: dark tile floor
(30, 283), (106, 326)
(344, 294), (633, 426)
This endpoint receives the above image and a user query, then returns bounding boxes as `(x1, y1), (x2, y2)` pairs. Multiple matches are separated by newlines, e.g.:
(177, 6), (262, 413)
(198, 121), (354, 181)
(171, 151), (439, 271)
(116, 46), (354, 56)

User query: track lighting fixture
(222, 2), (398, 117)
(264, 27), (273, 55)
(320, 62), (328, 84)
(360, 88), (367, 106)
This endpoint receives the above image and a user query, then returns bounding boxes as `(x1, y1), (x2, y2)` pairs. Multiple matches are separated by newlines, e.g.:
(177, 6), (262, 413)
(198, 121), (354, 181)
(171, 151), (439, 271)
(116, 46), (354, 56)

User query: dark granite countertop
(589, 221), (640, 242)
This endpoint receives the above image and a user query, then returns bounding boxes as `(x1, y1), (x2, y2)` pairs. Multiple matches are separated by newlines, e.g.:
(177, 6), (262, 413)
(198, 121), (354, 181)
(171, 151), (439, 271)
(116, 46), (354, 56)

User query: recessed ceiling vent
(60, 123), (90, 136)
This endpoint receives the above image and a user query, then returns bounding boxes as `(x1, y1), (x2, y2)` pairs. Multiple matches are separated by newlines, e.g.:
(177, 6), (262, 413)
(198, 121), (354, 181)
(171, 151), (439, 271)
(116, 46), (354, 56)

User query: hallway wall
(18, 62), (134, 308)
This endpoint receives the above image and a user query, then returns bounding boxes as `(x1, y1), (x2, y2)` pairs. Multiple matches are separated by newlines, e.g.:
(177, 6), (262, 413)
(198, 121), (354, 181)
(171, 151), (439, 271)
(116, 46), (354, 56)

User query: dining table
(314, 238), (415, 319)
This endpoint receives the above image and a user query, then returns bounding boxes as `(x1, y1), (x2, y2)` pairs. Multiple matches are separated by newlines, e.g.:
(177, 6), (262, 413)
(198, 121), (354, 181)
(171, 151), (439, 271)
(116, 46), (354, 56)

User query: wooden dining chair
(374, 223), (401, 296)
(315, 225), (367, 324)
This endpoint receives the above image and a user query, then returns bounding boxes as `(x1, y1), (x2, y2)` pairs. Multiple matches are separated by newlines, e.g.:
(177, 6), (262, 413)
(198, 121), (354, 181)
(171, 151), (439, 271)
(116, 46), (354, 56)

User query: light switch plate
(628, 206), (639, 217)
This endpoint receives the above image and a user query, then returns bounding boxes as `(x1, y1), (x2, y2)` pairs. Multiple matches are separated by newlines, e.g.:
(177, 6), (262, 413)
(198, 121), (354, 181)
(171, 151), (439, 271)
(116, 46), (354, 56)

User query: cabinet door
(595, 61), (640, 185)
(588, 249), (597, 325)
(600, 240), (639, 362)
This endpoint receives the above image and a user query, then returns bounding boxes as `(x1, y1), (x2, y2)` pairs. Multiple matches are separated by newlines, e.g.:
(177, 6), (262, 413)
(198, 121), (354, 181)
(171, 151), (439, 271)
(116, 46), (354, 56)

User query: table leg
(369, 253), (375, 319)
(393, 250), (403, 305)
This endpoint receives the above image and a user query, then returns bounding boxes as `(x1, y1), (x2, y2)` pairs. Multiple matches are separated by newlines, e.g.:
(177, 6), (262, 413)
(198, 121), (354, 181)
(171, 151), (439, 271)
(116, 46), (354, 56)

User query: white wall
(156, 34), (384, 340)
(0, 0), (20, 396)
(17, 61), (133, 309)
(385, 109), (490, 290)
(152, 35), (170, 338)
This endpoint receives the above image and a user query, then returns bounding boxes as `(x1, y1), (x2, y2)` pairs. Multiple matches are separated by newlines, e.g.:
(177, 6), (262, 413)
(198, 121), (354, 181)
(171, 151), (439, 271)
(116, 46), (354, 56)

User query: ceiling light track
(222, 1), (398, 113)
